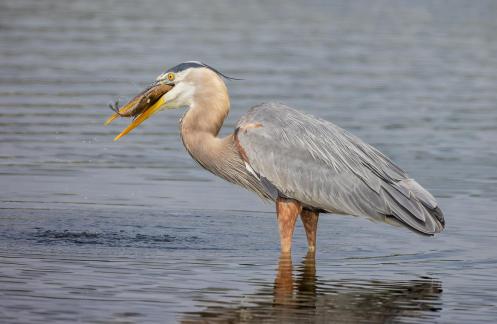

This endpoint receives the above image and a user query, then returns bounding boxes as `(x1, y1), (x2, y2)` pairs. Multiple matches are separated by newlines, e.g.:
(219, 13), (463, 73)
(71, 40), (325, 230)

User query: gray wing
(235, 103), (444, 235)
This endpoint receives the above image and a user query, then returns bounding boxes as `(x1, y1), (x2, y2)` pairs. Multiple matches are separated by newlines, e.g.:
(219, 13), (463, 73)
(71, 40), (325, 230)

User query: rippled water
(1, 0), (497, 322)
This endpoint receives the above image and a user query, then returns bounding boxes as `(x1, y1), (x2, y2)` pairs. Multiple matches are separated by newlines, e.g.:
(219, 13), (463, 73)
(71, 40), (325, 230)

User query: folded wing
(235, 103), (444, 235)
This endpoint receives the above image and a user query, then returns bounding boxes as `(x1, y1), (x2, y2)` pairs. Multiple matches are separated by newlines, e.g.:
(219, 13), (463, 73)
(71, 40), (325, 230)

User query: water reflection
(183, 253), (442, 323)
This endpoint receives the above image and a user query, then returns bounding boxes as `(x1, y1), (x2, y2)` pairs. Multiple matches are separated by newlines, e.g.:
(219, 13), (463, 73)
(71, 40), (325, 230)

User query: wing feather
(236, 103), (444, 235)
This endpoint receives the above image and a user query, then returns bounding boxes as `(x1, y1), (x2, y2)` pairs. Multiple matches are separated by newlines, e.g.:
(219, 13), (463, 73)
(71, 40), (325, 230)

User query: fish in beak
(105, 83), (173, 141)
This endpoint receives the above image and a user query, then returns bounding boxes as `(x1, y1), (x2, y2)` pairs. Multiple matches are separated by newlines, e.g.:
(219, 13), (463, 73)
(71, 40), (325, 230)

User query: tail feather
(426, 205), (445, 227)
(381, 179), (445, 235)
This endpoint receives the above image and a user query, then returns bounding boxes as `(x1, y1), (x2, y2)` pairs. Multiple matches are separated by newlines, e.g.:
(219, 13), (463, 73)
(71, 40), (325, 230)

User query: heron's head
(105, 61), (232, 141)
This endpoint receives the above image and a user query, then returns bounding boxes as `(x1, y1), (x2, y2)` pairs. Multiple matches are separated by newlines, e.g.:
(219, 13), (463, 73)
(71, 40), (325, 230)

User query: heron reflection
(182, 253), (442, 323)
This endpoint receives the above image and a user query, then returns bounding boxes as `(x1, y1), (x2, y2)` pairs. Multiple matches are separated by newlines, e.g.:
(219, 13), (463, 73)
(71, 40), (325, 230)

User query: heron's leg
(276, 197), (302, 253)
(300, 209), (319, 253)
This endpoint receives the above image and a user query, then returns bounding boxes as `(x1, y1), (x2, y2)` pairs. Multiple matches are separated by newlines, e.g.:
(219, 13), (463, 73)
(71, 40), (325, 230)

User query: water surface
(1, 0), (497, 322)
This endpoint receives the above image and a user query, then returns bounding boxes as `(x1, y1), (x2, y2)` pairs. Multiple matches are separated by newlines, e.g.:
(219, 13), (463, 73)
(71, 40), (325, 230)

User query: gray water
(1, 0), (497, 322)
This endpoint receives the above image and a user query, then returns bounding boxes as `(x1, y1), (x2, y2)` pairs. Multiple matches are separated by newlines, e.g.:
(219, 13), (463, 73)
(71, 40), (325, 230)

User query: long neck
(179, 78), (273, 200)
(180, 81), (233, 174)
(181, 81), (230, 138)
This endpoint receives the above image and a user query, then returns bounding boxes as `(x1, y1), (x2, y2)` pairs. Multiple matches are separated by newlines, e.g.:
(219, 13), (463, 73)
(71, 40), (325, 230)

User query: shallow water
(1, 0), (497, 323)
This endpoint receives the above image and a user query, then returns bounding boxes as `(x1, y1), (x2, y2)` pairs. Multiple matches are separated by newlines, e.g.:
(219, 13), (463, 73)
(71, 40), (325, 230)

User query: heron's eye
(167, 72), (175, 81)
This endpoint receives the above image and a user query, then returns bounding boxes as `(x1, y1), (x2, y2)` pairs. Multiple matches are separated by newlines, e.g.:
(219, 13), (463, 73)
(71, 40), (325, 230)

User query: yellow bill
(113, 97), (166, 141)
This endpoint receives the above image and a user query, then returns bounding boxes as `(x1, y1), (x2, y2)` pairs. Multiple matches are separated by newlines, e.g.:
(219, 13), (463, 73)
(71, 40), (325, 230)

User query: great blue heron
(105, 61), (445, 253)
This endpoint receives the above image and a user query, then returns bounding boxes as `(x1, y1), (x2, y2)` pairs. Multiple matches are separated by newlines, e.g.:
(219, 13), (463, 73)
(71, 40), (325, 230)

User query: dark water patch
(31, 229), (199, 248)
(34, 229), (100, 244)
